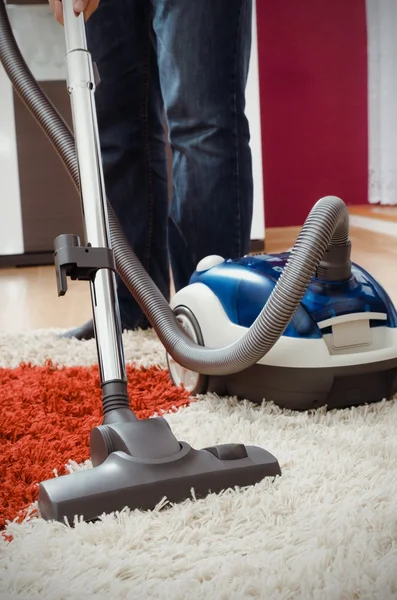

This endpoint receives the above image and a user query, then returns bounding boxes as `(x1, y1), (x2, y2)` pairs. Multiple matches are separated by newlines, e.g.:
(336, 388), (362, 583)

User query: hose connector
(316, 241), (352, 282)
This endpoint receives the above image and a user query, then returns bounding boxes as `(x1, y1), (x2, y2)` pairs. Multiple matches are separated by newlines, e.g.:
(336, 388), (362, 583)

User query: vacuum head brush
(38, 416), (280, 523)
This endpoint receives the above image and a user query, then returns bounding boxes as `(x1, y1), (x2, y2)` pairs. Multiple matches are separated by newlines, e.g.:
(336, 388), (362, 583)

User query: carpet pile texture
(0, 329), (396, 599)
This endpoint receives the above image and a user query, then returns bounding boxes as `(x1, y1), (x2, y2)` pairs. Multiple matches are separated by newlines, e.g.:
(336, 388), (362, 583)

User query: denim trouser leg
(85, 0), (253, 331)
(85, 0), (170, 330)
(153, 0), (254, 291)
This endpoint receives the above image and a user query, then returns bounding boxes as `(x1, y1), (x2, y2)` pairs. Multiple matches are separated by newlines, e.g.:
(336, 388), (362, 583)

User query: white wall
(246, 0), (265, 241)
(0, 4), (66, 256)
(0, 61), (24, 255)
(366, 0), (397, 206)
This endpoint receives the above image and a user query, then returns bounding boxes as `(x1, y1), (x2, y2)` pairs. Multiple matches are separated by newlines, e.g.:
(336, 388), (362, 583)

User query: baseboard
(0, 241), (266, 270)
(0, 245), (268, 268)
(0, 251), (54, 268)
(249, 239), (265, 253)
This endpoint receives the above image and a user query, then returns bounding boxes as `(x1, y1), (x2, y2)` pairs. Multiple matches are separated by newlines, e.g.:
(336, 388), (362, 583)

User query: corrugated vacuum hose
(0, 0), (351, 377)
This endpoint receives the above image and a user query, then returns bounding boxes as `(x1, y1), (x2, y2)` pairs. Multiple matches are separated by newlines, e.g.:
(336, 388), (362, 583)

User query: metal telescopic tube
(62, 1), (127, 384)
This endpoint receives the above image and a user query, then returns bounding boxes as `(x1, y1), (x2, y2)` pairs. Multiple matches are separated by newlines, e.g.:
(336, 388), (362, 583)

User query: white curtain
(367, 0), (397, 204)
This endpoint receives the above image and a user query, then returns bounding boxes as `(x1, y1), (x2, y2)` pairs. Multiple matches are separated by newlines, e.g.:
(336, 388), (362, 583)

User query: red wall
(256, 0), (368, 227)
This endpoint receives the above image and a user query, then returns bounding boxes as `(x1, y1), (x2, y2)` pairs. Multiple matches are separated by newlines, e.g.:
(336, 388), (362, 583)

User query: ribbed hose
(0, 1), (350, 376)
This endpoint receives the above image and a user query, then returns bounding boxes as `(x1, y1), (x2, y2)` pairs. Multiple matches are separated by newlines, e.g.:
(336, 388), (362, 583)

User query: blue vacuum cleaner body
(167, 253), (397, 410)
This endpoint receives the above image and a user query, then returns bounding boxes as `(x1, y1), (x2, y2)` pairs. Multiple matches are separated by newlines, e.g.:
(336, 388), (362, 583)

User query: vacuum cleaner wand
(61, 1), (127, 390)
(33, 0), (280, 521)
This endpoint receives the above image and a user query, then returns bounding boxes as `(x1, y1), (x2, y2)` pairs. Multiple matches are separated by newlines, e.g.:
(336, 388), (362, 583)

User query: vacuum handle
(63, 0), (88, 53)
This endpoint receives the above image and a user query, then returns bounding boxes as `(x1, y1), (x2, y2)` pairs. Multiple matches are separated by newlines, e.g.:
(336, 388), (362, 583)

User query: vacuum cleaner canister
(167, 253), (397, 410)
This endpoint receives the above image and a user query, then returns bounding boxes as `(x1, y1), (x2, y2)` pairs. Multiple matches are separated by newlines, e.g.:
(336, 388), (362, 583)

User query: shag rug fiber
(0, 329), (397, 600)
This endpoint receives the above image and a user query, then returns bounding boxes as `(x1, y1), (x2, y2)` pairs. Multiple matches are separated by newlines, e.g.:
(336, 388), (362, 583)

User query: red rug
(0, 361), (190, 529)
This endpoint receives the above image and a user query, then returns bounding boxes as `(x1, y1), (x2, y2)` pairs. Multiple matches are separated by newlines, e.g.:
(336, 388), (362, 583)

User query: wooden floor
(0, 224), (396, 333)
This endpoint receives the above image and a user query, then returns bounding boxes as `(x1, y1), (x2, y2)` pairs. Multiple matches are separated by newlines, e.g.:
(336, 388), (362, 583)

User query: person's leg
(152, 0), (253, 291)
(65, 0), (170, 339)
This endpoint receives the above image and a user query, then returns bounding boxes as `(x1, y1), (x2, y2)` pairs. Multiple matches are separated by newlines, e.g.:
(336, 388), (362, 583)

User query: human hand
(49, 0), (100, 25)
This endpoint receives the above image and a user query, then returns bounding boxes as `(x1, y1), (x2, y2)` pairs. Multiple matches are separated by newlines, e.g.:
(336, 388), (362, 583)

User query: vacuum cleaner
(1, 0), (397, 524)
(167, 254), (397, 411)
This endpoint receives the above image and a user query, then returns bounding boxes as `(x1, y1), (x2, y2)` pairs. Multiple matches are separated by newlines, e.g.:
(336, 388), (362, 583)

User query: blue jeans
(86, 0), (253, 330)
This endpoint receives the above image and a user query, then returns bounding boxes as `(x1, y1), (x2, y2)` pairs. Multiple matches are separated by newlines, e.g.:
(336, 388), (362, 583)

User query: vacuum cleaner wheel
(166, 306), (209, 395)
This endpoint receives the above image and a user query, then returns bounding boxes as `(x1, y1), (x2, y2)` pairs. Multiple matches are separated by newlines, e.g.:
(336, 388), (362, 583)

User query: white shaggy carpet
(1, 329), (397, 599)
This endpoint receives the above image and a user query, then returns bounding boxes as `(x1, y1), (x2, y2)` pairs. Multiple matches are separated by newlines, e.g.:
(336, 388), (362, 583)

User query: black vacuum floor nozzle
(38, 416), (280, 523)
